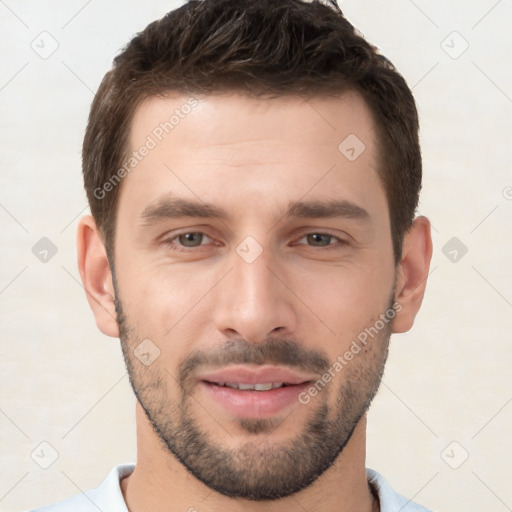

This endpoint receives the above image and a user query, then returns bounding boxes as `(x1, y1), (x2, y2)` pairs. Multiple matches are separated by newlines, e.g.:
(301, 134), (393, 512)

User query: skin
(77, 90), (432, 512)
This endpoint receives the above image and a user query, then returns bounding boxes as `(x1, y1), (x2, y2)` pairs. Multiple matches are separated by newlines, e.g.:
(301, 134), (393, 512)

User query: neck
(121, 403), (378, 512)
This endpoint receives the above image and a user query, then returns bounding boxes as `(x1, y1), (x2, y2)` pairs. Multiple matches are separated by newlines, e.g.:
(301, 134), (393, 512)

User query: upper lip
(198, 365), (316, 386)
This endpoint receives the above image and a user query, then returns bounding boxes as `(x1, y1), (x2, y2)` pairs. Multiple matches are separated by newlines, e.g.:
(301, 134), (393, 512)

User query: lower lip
(199, 381), (311, 418)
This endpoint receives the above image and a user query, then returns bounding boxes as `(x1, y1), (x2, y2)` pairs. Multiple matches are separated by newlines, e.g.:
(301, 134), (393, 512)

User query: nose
(212, 243), (297, 343)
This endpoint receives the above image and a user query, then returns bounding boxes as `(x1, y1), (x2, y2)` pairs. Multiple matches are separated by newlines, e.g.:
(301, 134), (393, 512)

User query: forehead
(129, 90), (376, 153)
(118, 90), (386, 226)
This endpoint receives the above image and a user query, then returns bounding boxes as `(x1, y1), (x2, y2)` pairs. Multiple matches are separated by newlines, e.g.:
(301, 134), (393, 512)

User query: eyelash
(162, 231), (348, 252)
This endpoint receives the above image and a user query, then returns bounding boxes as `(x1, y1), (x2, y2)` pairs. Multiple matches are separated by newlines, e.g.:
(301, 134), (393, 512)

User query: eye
(296, 233), (346, 248)
(165, 232), (213, 249)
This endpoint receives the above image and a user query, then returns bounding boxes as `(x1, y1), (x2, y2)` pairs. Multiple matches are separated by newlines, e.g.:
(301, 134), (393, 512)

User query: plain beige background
(1, 1), (511, 511)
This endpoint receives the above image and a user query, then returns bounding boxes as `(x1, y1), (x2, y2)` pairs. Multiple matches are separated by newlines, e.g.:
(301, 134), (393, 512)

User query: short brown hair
(83, 0), (421, 265)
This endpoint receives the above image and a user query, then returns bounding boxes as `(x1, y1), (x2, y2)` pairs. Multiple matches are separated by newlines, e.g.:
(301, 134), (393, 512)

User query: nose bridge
(234, 244), (274, 304)
(213, 239), (296, 342)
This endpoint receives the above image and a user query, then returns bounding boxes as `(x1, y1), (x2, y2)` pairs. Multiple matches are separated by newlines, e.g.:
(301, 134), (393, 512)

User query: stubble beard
(113, 276), (392, 500)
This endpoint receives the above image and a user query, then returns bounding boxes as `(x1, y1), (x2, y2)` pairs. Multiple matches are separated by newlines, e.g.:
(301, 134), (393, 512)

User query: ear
(392, 216), (433, 333)
(76, 215), (119, 338)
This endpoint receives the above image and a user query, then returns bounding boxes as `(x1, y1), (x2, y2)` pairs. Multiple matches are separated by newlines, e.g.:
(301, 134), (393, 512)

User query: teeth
(219, 382), (285, 390)
(239, 383), (258, 390)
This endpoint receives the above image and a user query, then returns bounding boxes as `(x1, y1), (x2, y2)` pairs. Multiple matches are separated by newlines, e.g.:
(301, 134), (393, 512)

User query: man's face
(112, 91), (396, 499)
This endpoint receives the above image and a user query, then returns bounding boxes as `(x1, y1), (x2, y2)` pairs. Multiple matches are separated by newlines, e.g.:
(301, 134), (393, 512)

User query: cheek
(116, 256), (210, 320)
(116, 263), (220, 372)
(290, 261), (393, 341)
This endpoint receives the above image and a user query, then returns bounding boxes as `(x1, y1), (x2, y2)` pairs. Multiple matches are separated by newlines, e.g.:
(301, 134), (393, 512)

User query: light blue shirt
(30, 464), (435, 512)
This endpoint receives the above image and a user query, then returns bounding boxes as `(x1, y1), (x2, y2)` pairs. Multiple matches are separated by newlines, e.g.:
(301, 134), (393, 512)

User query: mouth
(205, 381), (295, 390)
(197, 365), (316, 418)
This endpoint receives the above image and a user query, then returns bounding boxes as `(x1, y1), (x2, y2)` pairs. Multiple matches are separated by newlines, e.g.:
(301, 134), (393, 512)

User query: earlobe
(76, 215), (120, 338)
(392, 216), (433, 334)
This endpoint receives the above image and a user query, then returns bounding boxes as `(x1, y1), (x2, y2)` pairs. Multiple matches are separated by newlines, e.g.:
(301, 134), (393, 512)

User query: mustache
(178, 337), (330, 390)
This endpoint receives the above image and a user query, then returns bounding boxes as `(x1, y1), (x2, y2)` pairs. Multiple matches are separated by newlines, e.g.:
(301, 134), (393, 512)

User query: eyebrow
(139, 197), (229, 225)
(138, 197), (370, 225)
(287, 199), (370, 221)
